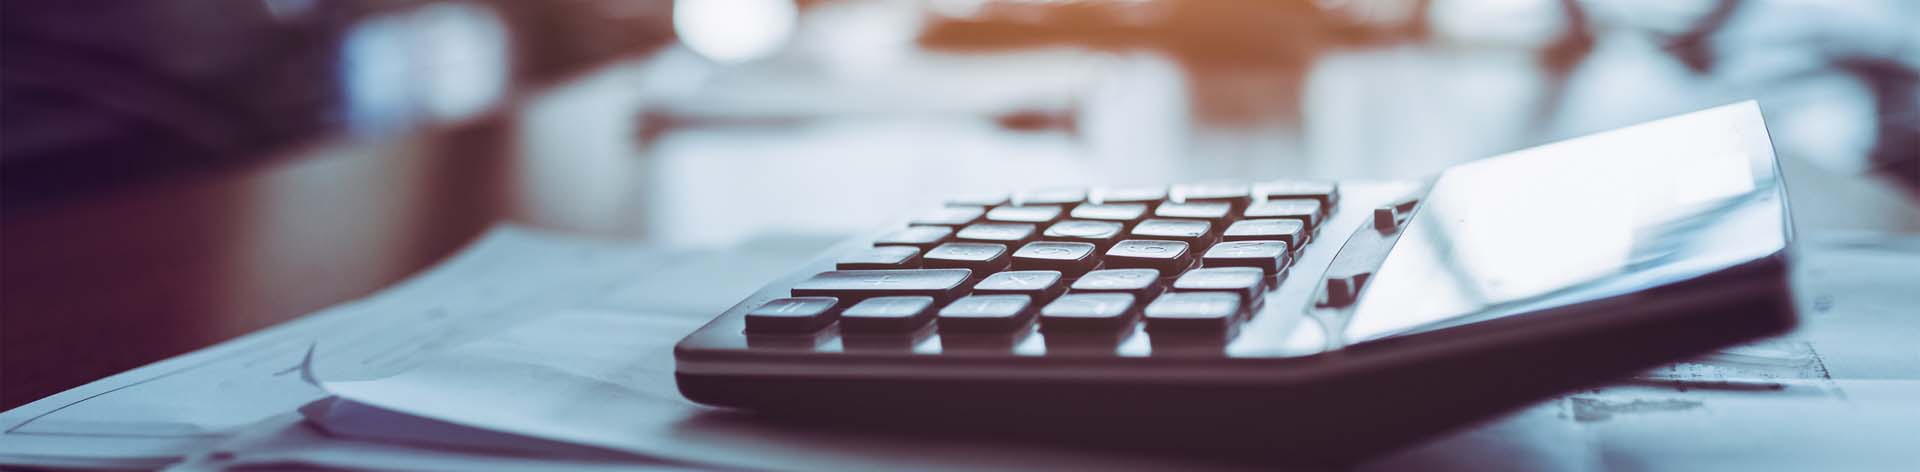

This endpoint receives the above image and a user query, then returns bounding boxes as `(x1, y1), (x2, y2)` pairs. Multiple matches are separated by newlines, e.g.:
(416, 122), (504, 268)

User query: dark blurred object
(0, 0), (672, 211)
(1, 2), (341, 206)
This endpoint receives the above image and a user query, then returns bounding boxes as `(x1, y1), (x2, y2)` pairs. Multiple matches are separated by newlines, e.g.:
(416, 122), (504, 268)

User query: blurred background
(3, 0), (1918, 408)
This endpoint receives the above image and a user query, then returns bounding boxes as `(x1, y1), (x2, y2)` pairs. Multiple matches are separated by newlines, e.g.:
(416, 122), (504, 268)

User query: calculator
(675, 102), (1797, 462)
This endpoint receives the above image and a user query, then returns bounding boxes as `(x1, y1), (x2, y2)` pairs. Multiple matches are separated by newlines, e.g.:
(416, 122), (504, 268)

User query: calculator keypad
(776, 181), (1341, 350)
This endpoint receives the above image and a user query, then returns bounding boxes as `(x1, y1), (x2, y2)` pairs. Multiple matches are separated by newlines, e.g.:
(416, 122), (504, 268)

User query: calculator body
(674, 102), (1795, 462)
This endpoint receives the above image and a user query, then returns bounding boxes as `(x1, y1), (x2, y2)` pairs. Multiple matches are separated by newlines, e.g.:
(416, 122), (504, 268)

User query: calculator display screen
(1347, 103), (1787, 342)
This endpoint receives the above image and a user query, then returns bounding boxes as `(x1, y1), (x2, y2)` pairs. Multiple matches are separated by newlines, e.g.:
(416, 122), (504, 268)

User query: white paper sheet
(310, 308), (1225, 472)
(167, 414), (689, 472)
(0, 226), (696, 467)
(1361, 378), (1920, 472)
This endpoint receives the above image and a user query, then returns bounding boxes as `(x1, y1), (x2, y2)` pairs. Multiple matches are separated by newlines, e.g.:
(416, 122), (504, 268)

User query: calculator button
(1010, 242), (1100, 277)
(1017, 187), (1088, 206)
(1222, 219), (1306, 247)
(1154, 201), (1234, 223)
(1129, 219), (1215, 252)
(1071, 268), (1165, 299)
(1041, 220), (1126, 250)
(1070, 203), (1150, 225)
(938, 295), (1037, 333)
(1244, 199), (1324, 231)
(745, 297), (841, 333)
(985, 205), (1065, 224)
(837, 246), (922, 270)
(1040, 293), (1138, 334)
(1171, 267), (1267, 305)
(1144, 292), (1241, 334)
(1172, 183), (1251, 208)
(791, 269), (972, 303)
(1321, 273), (1371, 308)
(1104, 239), (1193, 276)
(1373, 195), (1421, 232)
(1202, 240), (1292, 275)
(909, 207), (985, 227)
(840, 296), (937, 334)
(947, 192), (1009, 208)
(874, 226), (952, 250)
(923, 243), (1011, 274)
(1092, 186), (1167, 205)
(1256, 180), (1339, 206)
(955, 223), (1038, 247)
(973, 270), (1066, 304)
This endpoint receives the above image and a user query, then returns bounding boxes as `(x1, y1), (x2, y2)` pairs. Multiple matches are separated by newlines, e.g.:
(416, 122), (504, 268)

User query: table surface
(6, 6), (1919, 411)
